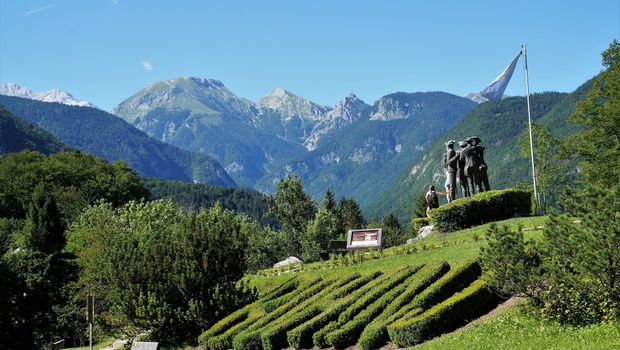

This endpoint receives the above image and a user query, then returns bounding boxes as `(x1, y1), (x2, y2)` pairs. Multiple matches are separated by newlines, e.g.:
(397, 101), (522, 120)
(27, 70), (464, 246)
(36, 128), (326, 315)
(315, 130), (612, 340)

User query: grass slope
(413, 304), (620, 350)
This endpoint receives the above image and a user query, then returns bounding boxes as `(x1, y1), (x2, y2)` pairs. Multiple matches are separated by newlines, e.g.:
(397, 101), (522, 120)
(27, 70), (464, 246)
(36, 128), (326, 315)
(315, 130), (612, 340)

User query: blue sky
(1, 0), (618, 110)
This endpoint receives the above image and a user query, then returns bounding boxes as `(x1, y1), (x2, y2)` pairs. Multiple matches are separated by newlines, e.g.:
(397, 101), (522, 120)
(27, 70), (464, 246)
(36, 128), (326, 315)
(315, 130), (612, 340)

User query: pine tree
(272, 175), (317, 256)
(338, 197), (365, 233)
(22, 182), (65, 254)
(568, 40), (620, 187)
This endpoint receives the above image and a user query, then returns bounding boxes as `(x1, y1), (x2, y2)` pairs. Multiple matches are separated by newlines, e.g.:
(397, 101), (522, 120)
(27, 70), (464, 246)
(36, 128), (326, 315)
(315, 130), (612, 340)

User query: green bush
(336, 266), (419, 324)
(259, 306), (323, 350)
(410, 217), (431, 236)
(258, 276), (298, 303)
(198, 308), (249, 347)
(311, 268), (414, 348)
(233, 273), (359, 349)
(203, 277), (322, 350)
(205, 312), (264, 350)
(428, 188), (532, 232)
(287, 272), (383, 349)
(326, 270), (423, 349)
(387, 259), (481, 324)
(387, 278), (501, 347)
(357, 261), (450, 350)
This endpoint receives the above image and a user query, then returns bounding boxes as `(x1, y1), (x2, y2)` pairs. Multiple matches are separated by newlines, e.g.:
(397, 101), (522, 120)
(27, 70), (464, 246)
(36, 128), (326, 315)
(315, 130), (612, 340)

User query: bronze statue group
(426, 136), (490, 214)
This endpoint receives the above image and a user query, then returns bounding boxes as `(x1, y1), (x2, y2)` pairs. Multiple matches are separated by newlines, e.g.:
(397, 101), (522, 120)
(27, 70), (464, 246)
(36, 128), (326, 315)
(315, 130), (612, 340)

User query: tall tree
(21, 182), (65, 254)
(519, 122), (567, 212)
(271, 175), (316, 256)
(321, 189), (337, 213)
(303, 207), (339, 262)
(338, 197), (365, 233)
(568, 40), (620, 187)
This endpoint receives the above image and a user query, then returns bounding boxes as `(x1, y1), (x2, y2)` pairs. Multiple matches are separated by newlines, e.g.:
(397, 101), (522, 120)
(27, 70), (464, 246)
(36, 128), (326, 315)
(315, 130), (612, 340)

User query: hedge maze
(199, 260), (501, 349)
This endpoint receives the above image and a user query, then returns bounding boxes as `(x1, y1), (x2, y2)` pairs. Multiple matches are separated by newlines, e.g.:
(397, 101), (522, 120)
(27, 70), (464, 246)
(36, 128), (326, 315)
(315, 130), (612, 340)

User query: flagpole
(522, 44), (540, 213)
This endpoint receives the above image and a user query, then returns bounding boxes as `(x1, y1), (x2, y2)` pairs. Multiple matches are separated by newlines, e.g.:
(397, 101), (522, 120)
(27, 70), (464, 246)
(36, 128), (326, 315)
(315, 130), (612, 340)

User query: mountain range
(1, 76), (592, 222)
(0, 95), (235, 187)
(113, 77), (476, 206)
(0, 82), (97, 108)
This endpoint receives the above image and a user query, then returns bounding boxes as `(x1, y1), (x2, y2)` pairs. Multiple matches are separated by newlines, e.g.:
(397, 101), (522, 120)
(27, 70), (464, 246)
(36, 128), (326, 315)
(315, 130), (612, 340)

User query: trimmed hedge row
(337, 266), (420, 324)
(204, 277), (324, 350)
(311, 266), (419, 348)
(198, 308), (249, 347)
(325, 270), (425, 349)
(386, 259), (481, 326)
(388, 278), (502, 347)
(429, 188), (532, 232)
(259, 305), (323, 350)
(287, 271), (384, 349)
(233, 273), (363, 350)
(258, 276), (298, 303)
(357, 261), (450, 350)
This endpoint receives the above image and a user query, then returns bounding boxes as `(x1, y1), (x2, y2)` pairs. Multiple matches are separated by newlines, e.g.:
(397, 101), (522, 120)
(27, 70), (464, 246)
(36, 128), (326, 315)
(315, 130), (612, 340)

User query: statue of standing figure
(443, 140), (458, 202)
(470, 136), (490, 191)
(457, 141), (470, 197)
(442, 136), (491, 199)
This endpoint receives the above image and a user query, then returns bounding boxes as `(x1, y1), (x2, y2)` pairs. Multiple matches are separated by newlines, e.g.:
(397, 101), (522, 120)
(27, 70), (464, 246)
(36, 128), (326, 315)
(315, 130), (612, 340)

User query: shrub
(259, 306), (323, 350)
(357, 261), (450, 350)
(410, 217), (431, 237)
(336, 266), (419, 325)
(198, 308), (249, 347)
(287, 272), (383, 349)
(326, 271), (421, 349)
(258, 276), (298, 303)
(311, 268), (414, 348)
(387, 260), (481, 324)
(203, 277), (322, 350)
(428, 188), (532, 232)
(387, 278), (501, 347)
(205, 312), (264, 350)
(234, 273), (359, 349)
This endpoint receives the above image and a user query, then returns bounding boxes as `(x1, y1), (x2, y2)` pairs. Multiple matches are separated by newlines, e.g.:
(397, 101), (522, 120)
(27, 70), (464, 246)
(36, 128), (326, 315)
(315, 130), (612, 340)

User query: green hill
(368, 80), (592, 223)
(0, 96), (236, 187)
(0, 106), (70, 156)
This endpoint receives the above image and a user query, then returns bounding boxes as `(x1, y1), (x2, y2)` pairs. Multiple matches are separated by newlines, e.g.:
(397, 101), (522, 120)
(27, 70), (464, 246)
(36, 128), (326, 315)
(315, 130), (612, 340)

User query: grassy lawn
(413, 304), (620, 350)
(246, 216), (547, 293)
(65, 336), (116, 350)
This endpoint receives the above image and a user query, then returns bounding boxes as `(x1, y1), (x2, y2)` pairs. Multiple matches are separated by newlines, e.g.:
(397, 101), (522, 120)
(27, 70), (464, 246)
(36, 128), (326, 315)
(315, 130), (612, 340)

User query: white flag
(480, 51), (522, 102)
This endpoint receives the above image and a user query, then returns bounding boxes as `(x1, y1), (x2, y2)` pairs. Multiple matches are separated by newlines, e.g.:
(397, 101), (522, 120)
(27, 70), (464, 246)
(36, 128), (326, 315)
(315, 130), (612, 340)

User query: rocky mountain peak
(0, 82), (97, 108)
(257, 88), (330, 122)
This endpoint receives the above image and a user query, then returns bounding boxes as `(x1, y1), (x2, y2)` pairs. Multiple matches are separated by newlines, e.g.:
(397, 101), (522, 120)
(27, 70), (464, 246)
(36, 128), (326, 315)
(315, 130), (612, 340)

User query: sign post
(87, 295), (94, 350)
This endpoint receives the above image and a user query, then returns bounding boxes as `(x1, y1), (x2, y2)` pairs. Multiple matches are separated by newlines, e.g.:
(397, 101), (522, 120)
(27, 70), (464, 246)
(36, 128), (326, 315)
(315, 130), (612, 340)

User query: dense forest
(145, 178), (277, 227)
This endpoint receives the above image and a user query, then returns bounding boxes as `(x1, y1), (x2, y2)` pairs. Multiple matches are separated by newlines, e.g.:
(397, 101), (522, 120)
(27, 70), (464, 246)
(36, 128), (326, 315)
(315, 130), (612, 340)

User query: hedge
(357, 261), (450, 350)
(337, 266), (419, 324)
(204, 277), (322, 350)
(198, 308), (249, 348)
(258, 276), (298, 303)
(233, 273), (361, 350)
(325, 270), (423, 349)
(385, 259), (481, 327)
(286, 272), (383, 349)
(205, 311), (264, 350)
(387, 278), (502, 347)
(410, 217), (431, 236)
(311, 266), (418, 348)
(428, 188), (532, 232)
(259, 306), (323, 350)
